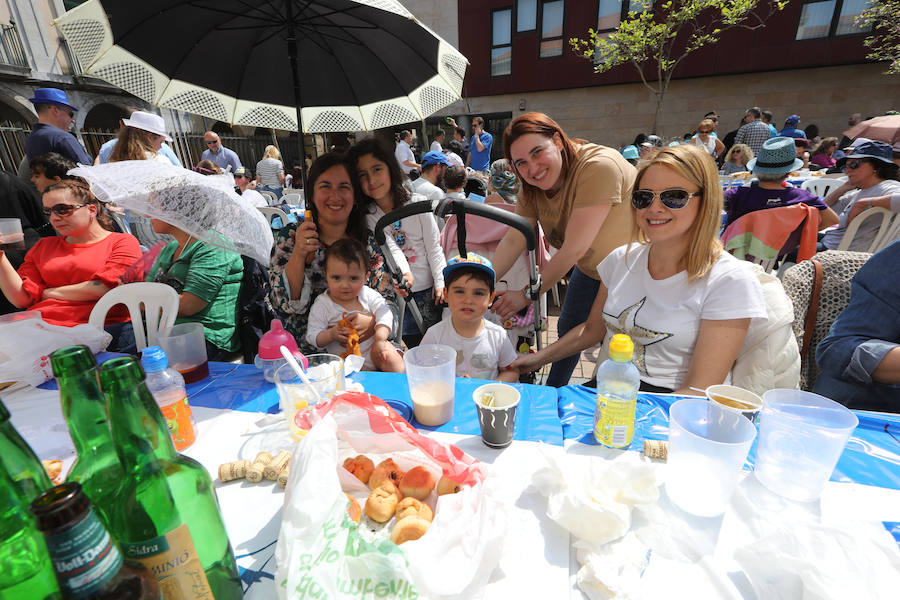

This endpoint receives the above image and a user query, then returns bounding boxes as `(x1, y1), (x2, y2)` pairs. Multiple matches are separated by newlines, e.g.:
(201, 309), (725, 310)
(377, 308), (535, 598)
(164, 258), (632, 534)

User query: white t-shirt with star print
(596, 243), (766, 390)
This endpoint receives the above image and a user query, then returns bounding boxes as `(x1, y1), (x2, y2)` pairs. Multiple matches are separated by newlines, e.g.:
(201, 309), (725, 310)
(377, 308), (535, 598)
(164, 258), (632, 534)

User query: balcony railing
(0, 21), (29, 70)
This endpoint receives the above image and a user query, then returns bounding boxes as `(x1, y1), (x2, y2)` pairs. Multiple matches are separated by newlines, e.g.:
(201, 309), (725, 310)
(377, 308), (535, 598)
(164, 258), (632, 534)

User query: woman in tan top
(491, 112), (636, 386)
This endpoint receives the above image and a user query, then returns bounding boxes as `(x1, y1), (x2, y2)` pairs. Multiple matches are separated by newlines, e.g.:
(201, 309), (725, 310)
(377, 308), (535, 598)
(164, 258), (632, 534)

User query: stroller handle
(434, 198), (537, 251)
(373, 200), (435, 246)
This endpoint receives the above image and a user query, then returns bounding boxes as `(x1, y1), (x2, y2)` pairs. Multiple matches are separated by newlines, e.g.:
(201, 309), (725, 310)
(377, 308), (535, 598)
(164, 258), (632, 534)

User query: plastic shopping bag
(0, 318), (111, 385)
(275, 392), (507, 600)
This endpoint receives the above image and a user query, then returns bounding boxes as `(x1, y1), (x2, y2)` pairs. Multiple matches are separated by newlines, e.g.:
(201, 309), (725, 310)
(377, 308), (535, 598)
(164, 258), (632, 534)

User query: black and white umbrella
(54, 0), (467, 134)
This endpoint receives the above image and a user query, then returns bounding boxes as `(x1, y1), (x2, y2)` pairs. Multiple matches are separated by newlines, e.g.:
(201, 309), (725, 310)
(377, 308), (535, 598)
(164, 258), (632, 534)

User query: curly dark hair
(346, 137), (410, 212)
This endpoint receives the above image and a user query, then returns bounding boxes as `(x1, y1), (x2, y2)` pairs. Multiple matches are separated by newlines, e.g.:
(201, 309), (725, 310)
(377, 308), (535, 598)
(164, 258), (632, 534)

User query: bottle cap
(608, 334), (634, 362)
(257, 319), (299, 360)
(140, 345), (169, 372)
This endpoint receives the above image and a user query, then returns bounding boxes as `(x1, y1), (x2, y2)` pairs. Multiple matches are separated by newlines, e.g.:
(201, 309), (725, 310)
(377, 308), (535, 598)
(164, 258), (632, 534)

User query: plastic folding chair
(257, 206), (289, 226)
(88, 282), (179, 351)
(836, 207), (898, 253)
(281, 192), (304, 208)
(257, 190), (279, 205)
(800, 176), (847, 199)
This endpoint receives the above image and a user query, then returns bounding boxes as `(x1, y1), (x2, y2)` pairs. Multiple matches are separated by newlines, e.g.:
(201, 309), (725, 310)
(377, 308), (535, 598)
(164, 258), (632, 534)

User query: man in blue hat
(821, 140), (900, 251)
(779, 115), (805, 139)
(24, 88), (92, 166)
(411, 150), (451, 205)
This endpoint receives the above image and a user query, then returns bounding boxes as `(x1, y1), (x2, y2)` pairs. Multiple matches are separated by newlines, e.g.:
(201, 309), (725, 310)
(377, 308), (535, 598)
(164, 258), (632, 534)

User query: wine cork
(265, 450), (292, 481)
(277, 465), (290, 488)
(643, 439), (668, 461)
(246, 451), (274, 483)
(218, 459), (250, 482)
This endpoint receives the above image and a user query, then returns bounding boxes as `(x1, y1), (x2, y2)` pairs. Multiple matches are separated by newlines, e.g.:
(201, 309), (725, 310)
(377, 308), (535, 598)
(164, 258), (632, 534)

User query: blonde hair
(629, 144), (723, 281)
(697, 118), (716, 132)
(723, 143), (753, 165)
(263, 145), (281, 160)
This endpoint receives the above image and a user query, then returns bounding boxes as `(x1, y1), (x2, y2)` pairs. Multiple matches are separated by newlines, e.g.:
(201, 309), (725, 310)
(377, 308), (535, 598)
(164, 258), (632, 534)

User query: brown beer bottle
(29, 482), (161, 599)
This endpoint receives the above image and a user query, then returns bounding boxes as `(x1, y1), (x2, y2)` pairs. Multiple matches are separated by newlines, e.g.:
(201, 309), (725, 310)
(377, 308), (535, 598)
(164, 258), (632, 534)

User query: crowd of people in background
(1, 87), (897, 410)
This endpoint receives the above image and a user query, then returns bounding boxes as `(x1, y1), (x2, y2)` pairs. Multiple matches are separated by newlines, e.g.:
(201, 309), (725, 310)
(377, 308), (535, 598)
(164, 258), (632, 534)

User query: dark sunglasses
(845, 160), (864, 169)
(42, 202), (89, 217)
(698, 130), (711, 134)
(205, 140), (218, 145)
(632, 188), (700, 210)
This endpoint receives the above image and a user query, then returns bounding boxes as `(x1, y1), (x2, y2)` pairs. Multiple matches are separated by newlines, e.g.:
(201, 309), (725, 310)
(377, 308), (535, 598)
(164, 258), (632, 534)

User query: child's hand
(402, 272), (414, 290)
(330, 325), (351, 345)
(433, 287), (445, 304)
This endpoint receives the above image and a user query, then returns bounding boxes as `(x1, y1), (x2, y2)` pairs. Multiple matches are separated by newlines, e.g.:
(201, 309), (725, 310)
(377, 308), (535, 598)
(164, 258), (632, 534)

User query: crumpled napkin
(532, 450), (660, 599)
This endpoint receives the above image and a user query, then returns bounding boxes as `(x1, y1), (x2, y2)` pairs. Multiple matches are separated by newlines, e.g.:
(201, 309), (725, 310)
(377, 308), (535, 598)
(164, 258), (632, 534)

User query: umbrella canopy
(54, 0), (468, 133)
(844, 115), (900, 146)
(70, 161), (275, 265)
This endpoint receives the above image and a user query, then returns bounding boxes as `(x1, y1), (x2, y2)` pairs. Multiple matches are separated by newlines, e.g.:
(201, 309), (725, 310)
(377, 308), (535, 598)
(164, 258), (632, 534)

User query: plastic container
(141, 345), (197, 451)
(404, 344), (456, 427)
(755, 389), (858, 503)
(275, 354), (344, 441)
(253, 319), (307, 382)
(157, 323), (209, 384)
(593, 334), (641, 448)
(665, 399), (757, 517)
(705, 384), (763, 422)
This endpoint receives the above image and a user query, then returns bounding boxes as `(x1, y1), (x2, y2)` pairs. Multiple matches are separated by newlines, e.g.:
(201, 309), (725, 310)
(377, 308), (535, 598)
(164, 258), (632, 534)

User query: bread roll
(390, 516), (430, 545)
(369, 458), (404, 490)
(399, 466), (435, 500)
(395, 497), (433, 522)
(343, 455), (374, 484)
(365, 482), (400, 523)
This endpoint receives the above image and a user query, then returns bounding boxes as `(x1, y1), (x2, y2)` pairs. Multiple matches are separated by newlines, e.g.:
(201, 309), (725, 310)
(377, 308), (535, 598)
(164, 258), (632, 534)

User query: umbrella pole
(286, 2), (308, 192)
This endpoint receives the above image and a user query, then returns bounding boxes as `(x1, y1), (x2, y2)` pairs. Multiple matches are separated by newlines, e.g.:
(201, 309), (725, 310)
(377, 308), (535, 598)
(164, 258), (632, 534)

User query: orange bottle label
(160, 396), (196, 451)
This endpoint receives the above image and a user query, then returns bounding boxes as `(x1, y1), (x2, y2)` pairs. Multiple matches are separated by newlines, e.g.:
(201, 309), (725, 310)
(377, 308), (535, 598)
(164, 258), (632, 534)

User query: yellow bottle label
(594, 393), (637, 448)
(122, 523), (212, 599)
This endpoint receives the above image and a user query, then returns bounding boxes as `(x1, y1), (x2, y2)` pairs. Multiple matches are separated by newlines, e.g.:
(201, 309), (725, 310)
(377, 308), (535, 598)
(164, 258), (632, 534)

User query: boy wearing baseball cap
(420, 253), (518, 382)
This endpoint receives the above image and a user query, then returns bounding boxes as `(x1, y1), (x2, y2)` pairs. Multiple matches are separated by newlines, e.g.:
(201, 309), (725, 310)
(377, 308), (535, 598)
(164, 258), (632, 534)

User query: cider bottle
(29, 482), (160, 599)
(0, 398), (51, 504)
(98, 356), (242, 599)
(0, 461), (60, 599)
(50, 345), (125, 527)
(594, 334), (641, 448)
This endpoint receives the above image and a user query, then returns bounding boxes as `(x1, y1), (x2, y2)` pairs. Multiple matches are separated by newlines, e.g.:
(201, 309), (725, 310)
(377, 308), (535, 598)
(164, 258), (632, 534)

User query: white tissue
(575, 532), (650, 600)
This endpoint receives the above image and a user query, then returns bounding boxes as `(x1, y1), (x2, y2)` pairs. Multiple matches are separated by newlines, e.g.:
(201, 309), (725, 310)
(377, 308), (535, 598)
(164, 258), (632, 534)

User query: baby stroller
(374, 198), (545, 383)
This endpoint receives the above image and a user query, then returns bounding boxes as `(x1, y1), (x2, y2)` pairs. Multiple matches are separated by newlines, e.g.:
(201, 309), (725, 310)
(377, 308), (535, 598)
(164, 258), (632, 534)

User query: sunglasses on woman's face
(698, 130), (711, 134)
(845, 160), (864, 170)
(42, 203), (89, 217)
(632, 188), (700, 210)
(733, 149), (742, 154)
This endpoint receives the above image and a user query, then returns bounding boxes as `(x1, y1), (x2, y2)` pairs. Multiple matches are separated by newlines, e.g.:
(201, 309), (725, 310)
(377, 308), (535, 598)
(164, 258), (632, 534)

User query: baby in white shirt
(306, 239), (405, 372)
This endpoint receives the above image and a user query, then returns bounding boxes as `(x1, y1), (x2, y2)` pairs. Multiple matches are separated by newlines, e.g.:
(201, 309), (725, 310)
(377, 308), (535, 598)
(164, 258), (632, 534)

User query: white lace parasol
(70, 160), (274, 265)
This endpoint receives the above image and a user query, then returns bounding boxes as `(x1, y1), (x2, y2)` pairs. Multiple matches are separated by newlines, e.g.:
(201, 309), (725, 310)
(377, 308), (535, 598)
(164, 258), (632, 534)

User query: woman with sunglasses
(691, 118), (725, 159)
(0, 180), (140, 330)
(511, 144), (766, 394)
(268, 152), (397, 353)
(491, 112), (636, 387)
(720, 143), (753, 175)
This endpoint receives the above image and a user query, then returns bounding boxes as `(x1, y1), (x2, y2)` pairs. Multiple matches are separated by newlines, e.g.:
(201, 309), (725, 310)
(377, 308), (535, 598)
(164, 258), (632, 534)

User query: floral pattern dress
(268, 222), (398, 353)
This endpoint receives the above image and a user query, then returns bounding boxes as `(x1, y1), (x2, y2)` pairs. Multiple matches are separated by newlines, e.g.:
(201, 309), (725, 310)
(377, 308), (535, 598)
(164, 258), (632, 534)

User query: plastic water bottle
(593, 334), (641, 448)
(141, 346), (197, 451)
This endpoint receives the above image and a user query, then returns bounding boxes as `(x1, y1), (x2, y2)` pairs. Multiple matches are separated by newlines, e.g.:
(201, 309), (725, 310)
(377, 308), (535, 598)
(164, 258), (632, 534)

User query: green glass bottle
(98, 356), (242, 600)
(29, 482), (160, 599)
(0, 398), (52, 504)
(0, 465), (61, 600)
(50, 345), (125, 529)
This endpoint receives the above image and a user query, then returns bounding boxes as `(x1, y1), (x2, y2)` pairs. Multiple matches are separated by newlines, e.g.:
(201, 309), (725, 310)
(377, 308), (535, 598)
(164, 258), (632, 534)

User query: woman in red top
(0, 180), (140, 328)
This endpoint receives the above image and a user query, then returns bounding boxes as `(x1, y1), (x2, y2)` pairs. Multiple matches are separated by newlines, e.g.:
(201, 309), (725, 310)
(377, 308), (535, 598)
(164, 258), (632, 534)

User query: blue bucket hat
(845, 140), (894, 165)
(747, 136), (803, 175)
(28, 88), (78, 111)
(421, 150), (451, 167)
(442, 253), (495, 284)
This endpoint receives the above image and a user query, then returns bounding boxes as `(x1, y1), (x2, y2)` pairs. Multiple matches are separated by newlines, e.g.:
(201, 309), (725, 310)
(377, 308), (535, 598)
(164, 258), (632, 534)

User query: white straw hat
(122, 111), (172, 142)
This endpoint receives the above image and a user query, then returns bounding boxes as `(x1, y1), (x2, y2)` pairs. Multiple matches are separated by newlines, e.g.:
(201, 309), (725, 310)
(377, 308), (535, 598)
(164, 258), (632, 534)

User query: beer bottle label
(44, 507), (123, 598)
(160, 396), (197, 450)
(122, 523), (213, 598)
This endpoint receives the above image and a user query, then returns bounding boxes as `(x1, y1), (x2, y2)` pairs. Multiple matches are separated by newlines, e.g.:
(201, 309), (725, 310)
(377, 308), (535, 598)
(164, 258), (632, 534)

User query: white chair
(282, 192), (304, 208)
(801, 176), (847, 199)
(257, 206), (288, 226)
(837, 207), (899, 253)
(257, 190), (279, 205)
(872, 212), (900, 252)
(89, 283), (179, 351)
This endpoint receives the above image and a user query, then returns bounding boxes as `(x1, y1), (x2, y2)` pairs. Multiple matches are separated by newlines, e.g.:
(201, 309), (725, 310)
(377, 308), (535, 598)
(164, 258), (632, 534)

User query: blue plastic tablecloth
(185, 364), (564, 446)
(558, 385), (900, 543)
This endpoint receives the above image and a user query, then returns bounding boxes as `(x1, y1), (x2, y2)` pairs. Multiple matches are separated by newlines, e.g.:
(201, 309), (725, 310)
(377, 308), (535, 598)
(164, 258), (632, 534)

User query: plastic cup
(404, 344), (456, 427)
(755, 389), (858, 503)
(0, 218), (24, 251)
(705, 384), (763, 421)
(473, 383), (520, 448)
(275, 354), (343, 441)
(157, 323), (209, 383)
(665, 399), (757, 517)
